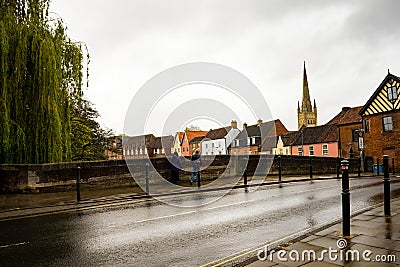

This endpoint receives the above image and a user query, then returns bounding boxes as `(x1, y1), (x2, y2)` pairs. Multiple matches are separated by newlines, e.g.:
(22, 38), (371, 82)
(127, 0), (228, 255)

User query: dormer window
(387, 86), (398, 102)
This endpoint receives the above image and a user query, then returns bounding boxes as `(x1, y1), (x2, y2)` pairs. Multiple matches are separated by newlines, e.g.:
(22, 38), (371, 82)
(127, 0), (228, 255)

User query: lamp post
(355, 129), (365, 173)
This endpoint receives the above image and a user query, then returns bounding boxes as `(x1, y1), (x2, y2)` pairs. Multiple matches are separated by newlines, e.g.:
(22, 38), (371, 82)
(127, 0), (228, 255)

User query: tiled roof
(189, 135), (205, 144)
(185, 130), (208, 142)
(327, 106), (362, 126)
(234, 119), (289, 148)
(123, 134), (156, 147)
(204, 126), (231, 140)
(176, 132), (184, 144)
(290, 124), (339, 146)
(280, 131), (298, 146)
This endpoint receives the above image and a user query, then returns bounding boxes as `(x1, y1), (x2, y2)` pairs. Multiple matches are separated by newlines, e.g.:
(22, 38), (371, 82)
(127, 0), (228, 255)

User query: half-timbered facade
(359, 71), (400, 172)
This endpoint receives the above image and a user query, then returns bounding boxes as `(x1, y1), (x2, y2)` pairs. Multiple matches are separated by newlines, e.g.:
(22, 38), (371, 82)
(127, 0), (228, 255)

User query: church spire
(297, 61), (318, 129)
(302, 61), (312, 112)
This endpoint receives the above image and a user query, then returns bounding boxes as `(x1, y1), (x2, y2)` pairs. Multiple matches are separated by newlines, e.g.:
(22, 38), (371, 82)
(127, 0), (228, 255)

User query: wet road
(0, 177), (399, 266)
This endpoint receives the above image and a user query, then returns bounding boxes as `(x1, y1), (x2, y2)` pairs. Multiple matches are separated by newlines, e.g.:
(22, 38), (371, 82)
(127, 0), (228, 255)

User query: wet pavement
(247, 199), (400, 266)
(0, 176), (399, 266)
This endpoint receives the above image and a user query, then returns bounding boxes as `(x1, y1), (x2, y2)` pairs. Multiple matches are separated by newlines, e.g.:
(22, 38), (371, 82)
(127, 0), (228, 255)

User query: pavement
(247, 199), (400, 266)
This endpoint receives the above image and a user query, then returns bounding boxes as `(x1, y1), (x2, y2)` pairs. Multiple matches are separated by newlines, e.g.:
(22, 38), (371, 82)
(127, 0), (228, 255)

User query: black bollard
(337, 157), (340, 179)
(197, 171), (201, 188)
(341, 160), (350, 237)
(145, 163), (149, 195)
(383, 155), (391, 216)
(358, 157), (361, 177)
(278, 156), (282, 183)
(77, 166), (81, 202)
(392, 158), (395, 175)
(309, 156), (313, 179)
(377, 157), (380, 176)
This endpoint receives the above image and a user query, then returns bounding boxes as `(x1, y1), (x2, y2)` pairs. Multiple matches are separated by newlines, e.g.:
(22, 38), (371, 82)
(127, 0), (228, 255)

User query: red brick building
(359, 72), (400, 172)
(328, 106), (363, 158)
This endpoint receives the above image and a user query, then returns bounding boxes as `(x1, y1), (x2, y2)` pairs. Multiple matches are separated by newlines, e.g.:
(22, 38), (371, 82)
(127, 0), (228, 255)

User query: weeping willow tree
(0, 0), (88, 163)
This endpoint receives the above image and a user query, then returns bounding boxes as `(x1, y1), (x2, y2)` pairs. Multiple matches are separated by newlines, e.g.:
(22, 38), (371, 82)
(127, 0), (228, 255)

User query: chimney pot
(231, 120), (238, 129)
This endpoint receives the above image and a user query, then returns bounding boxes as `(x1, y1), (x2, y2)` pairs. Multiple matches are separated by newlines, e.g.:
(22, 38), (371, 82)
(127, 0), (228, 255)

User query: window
(205, 144), (208, 149)
(387, 86), (398, 101)
(247, 138), (251, 145)
(162, 148), (165, 154)
(279, 148), (283, 155)
(322, 144), (328, 156)
(286, 148), (289, 155)
(309, 146), (314, 156)
(252, 137), (256, 144)
(383, 116), (393, 132)
(352, 129), (359, 142)
(298, 146), (303, 156)
(364, 120), (370, 133)
(235, 139), (240, 146)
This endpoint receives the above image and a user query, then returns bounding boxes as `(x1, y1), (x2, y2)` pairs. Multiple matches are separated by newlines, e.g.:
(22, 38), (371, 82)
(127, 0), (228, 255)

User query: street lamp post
(355, 129), (365, 173)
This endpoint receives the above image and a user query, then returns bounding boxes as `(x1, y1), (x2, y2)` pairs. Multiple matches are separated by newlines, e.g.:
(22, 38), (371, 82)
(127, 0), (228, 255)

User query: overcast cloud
(50, 0), (400, 135)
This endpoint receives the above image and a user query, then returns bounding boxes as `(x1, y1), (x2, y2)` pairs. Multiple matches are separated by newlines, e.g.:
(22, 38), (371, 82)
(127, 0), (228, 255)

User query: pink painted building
(290, 124), (339, 157)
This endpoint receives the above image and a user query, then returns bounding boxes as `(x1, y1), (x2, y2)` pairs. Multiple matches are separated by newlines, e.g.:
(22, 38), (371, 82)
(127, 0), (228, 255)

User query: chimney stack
(231, 120), (237, 129)
(257, 119), (263, 125)
(243, 122), (248, 129)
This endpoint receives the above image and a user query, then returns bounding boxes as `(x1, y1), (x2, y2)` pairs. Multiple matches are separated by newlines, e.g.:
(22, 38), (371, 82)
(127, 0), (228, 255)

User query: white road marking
(0, 242), (29, 249)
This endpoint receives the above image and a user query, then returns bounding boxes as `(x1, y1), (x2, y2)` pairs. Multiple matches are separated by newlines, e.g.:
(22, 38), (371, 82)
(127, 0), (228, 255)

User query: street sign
(358, 137), (364, 149)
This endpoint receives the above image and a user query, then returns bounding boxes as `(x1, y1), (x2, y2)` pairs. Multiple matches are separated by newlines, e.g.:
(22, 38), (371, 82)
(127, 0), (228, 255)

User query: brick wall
(339, 123), (362, 158)
(0, 155), (360, 193)
(363, 112), (400, 172)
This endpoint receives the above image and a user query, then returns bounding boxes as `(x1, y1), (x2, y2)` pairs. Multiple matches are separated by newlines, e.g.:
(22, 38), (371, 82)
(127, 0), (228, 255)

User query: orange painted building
(181, 130), (208, 156)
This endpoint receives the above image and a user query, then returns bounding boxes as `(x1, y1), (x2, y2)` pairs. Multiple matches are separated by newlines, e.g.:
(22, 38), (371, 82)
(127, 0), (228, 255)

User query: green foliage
(0, 0), (86, 163)
(70, 99), (111, 161)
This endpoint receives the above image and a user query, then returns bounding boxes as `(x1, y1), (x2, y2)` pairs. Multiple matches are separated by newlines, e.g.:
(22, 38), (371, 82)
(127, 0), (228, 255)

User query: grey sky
(50, 0), (400, 135)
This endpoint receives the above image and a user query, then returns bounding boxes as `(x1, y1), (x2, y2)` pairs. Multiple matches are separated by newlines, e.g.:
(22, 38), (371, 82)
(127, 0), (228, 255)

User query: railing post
(243, 157), (248, 186)
(336, 157), (340, 179)
(278, 156), (282, 183)
(383, 155), (391, 216)
(145, 163), (149, 195)
(197, 170), (201, 188)
(392, 157), (395, 175)
(377, 157), (380, 176)
(358, 157), (361, 177)
(309, 156), (313, 179)
(341, 159), (350, 237)
(76, 166), (81, 202)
